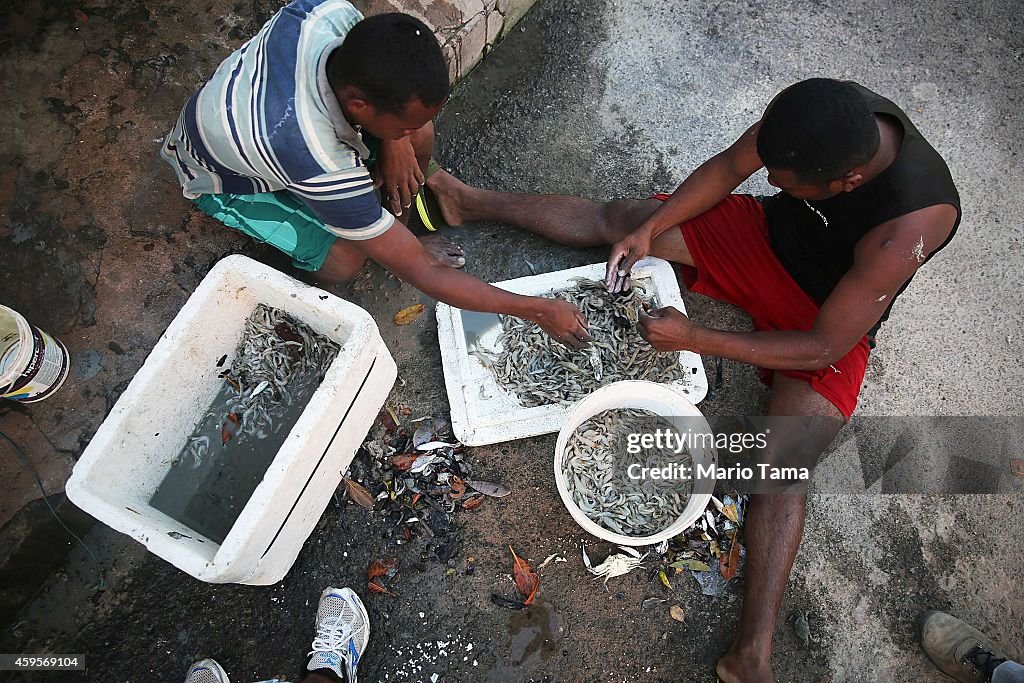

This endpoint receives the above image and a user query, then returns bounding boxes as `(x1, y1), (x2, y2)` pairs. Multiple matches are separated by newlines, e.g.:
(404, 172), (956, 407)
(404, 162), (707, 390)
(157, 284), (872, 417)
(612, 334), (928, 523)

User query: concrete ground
(1, 0), (1022, 681)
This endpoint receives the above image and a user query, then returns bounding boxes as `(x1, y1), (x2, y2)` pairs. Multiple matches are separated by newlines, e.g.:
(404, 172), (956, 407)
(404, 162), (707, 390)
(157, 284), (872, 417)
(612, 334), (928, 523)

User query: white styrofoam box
(66, 255), (396, 585)
(435, 257), (708, 446)
(553, 381), (716, 546)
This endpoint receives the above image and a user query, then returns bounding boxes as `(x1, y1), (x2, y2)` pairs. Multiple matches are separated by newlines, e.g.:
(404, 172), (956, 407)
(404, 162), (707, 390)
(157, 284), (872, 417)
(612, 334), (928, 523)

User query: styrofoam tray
(436, 258), (708, 446)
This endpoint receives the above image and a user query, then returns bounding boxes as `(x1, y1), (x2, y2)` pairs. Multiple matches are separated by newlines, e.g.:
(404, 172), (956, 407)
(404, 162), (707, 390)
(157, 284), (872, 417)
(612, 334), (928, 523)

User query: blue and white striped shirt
(160, 0), (394, 240)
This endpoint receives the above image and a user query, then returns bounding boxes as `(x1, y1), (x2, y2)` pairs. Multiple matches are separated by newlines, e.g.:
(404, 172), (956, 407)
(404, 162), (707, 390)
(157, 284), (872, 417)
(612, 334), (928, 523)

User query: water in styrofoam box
(66, 255), (397, 584)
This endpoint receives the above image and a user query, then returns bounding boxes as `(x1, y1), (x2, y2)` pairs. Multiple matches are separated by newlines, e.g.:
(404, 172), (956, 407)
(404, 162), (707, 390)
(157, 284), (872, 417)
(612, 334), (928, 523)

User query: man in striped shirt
(161, 0), (591, 348)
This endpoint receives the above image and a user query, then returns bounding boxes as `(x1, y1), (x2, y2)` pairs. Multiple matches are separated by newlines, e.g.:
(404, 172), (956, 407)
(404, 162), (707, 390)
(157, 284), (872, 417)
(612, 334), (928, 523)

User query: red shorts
(655, 194), (871, 418)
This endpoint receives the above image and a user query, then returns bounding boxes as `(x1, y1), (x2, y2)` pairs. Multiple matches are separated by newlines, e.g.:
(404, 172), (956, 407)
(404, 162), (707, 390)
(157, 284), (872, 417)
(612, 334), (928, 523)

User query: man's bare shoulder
(855, 203), (959, 271)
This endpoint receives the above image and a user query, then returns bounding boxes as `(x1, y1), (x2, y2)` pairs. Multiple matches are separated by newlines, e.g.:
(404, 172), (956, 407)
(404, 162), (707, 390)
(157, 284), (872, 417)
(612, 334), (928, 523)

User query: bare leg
(716, 374), (844, 683)
(427, 169), (693, 264)
(406, 123), (466, 269)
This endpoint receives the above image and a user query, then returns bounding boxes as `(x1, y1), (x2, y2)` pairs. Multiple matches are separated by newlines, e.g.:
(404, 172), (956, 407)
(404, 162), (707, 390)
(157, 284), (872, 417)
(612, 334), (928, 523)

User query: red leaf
(449, 476), (467, 500)
(462, 496), (485, 511)
(509, 546), (539, 605)
(720, 540), (742, 581)
(391, 453), (419, 470)
(368, 557), (399, 582)
(367, 580), (390, 594)
(403, 527), (413, 541)
(376, 407), (399, 433)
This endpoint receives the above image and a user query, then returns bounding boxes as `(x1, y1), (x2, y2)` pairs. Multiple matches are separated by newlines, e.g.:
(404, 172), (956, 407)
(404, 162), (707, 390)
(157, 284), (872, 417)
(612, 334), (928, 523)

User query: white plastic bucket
(0, 305), (70, 403)
(553, 380), (717, 546)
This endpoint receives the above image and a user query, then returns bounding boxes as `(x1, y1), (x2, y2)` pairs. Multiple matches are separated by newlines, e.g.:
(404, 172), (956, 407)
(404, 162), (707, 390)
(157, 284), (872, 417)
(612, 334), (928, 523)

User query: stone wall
(353, 0), (536, 83)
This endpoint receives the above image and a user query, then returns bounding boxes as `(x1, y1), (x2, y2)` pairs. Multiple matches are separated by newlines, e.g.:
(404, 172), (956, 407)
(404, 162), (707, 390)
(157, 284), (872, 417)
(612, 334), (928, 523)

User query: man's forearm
(402, 261), (541, 319)
(688, 325), (840, 371)
(640, 153), (751, 239)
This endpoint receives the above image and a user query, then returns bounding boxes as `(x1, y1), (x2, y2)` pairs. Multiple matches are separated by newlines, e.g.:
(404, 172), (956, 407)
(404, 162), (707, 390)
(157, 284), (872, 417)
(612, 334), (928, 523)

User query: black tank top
(763, 83), (961, 338)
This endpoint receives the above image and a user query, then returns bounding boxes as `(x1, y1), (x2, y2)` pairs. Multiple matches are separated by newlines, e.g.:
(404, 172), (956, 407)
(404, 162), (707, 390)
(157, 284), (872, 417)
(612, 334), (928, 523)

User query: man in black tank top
(427, 78), (960, 682)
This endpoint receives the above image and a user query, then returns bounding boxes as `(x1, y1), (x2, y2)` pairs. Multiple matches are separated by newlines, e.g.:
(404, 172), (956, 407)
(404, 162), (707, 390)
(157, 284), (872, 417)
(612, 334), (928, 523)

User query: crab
(583, 545), (649, 587)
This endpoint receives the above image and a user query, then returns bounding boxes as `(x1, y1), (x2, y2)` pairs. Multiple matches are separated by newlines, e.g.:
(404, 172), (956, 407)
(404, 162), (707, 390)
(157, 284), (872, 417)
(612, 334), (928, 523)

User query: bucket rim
(552, 380), (717, 546)
(0, 304), (34, 389)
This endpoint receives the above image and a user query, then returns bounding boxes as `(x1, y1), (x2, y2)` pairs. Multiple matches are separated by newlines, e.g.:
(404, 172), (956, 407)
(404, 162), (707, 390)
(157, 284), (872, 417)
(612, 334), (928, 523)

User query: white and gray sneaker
(184, 658), (230, 683)
(307, 587), (370, 683)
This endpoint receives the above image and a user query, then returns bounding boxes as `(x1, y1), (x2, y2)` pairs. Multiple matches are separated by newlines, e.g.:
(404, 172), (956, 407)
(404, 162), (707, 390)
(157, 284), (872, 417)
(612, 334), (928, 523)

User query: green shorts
(192, 135), (381, 272)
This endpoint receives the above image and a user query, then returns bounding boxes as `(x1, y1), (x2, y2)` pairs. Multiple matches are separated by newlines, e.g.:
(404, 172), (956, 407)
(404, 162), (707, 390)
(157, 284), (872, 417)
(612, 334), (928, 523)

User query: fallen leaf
(449, 477), (467, 500)
(722, 503), (740, 524)
(1011, 460), (1024, 480)
(73, 9), (88, 22)
(368, 580), (393, 595)
(658, 569), (673, 591)
(393, 303), (425, 326)
(509, 546), (540, 605)
(403, 527), (413, 541)
(670, 605), (686, 623)
(377, 407), (400, 433)
(467, 479), (511, 498)
(391, 453), (419, 470)
(670, 559), (712, 573)
(367, 557), (399, 582)
(342, 477), (375, 509)
(462, 495), (485, 510)
(720, 540), (742, 581)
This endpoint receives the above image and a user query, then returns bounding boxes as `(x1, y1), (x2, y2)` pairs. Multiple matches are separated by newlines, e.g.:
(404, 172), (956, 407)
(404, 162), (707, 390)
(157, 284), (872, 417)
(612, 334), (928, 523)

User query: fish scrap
(583, 544), (648, 586)
(344, 411), (509, 563)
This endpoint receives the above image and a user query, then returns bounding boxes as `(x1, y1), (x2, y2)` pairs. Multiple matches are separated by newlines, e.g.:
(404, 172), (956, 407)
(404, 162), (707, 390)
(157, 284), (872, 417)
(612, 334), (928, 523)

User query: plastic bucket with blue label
(0, 305), (70, 403)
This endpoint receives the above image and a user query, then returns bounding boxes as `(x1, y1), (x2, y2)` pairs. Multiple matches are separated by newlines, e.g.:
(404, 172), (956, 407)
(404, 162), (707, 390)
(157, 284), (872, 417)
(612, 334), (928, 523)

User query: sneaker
(919, 610), (1009, 682)
(184, 658), (230, 683)
(307, 587), (370, 683)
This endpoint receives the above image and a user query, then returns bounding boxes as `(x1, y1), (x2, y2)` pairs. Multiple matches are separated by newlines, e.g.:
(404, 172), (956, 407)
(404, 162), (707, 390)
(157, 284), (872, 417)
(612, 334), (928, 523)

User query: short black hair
(327, 13), (448, 115)
(756, 78), (880, 184)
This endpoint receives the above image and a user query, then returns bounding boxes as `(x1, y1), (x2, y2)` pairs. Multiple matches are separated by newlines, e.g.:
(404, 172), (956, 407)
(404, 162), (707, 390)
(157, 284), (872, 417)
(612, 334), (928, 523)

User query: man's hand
(638, 306), (694, 352)
(606, 229), (652, 293)
(532, 299), (593, 350)
(375, 137), (424, 217)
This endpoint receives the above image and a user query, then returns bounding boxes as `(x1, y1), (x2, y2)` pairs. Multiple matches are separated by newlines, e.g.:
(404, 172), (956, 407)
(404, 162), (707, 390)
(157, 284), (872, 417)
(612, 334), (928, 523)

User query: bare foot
(715, 645), (775, 683)
(424, 168), (469, 227)
(420, 234), (466, 269)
